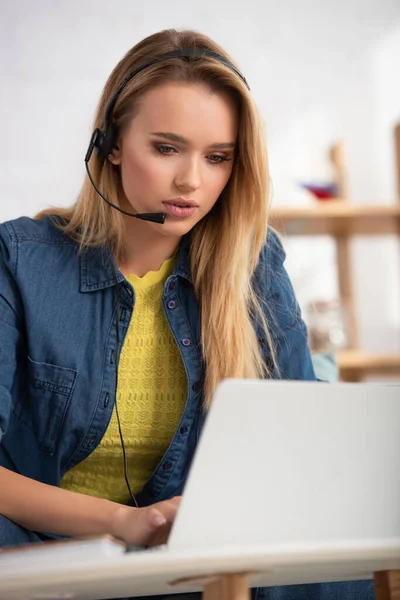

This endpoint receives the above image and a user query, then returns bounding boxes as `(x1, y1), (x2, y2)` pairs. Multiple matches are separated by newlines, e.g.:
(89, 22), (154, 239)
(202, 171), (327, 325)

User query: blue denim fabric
(0, 215), (316, 498)
(5, 216), (371, 599)
(154, 582), (374, 600)
(0, 515), (43, 546)
(131, 581), (374, 600)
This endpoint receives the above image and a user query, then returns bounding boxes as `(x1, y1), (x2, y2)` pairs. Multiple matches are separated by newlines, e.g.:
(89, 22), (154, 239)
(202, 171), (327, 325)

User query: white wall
(1, 0), (400, 352)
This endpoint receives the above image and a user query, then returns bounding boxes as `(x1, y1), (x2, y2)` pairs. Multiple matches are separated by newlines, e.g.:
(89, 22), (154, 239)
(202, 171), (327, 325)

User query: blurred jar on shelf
(307, 300), (349, 353)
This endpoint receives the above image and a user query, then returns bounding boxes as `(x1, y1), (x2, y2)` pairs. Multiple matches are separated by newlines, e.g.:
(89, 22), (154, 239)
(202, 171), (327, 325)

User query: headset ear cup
(97, 122), (118, 163)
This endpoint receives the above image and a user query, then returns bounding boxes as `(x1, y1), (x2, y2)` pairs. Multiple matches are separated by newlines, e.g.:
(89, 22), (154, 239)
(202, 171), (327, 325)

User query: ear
(108, 143), (122, 165)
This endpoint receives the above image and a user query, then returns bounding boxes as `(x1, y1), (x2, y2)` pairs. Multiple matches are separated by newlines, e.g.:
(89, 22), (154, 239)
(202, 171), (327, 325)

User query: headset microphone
(84, 131), (166, 224)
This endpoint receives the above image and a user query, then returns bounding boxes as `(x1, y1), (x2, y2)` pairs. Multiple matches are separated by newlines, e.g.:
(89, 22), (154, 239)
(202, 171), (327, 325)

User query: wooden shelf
(337, 350), (400, 377)
(283, 128), (400, 382)
(269, 203), (400, 236)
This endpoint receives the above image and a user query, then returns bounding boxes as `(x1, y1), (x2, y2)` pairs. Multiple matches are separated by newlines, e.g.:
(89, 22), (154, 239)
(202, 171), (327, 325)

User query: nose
(174, 156), (201, 193)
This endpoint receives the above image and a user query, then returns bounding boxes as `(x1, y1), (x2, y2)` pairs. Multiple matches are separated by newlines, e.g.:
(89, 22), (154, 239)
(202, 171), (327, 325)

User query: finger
(145, 508), (174, 546)
(155, 499), (180, 523)
(134, 498), (181, 546)
(148, 508), (168, 528)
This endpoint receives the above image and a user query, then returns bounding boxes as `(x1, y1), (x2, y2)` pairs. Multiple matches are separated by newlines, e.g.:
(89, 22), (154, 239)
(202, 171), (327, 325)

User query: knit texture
(61, 257), (187, 503)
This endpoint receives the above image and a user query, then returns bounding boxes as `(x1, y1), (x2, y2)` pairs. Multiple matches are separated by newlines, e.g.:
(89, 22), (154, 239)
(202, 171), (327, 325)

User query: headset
(84, 48), (250, 224)
(85, 47), (250, 508)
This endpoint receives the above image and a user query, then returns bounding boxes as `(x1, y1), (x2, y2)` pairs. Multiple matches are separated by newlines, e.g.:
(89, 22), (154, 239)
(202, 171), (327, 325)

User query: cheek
(122, 153), (168, 194)
(206, 167), (232, 200)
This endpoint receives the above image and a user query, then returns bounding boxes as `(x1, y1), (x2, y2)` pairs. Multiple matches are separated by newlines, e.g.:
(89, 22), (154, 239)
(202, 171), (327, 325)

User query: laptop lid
(168, 380), (400, 552)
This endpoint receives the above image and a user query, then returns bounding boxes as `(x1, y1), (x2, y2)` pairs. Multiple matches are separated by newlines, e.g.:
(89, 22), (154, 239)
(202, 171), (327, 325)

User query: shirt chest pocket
(24, 357), (78, 455)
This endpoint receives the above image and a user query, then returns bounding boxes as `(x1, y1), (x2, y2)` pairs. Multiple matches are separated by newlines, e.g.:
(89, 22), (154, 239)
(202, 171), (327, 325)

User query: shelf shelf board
(337, 350), (400, 375)
(269, 203), (400, 236)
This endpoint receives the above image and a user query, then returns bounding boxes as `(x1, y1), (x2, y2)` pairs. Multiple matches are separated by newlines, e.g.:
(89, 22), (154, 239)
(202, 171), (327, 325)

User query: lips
(162, 200), (199, 219)
(164, 197), (198, 208)
(167, 201), (191, 208)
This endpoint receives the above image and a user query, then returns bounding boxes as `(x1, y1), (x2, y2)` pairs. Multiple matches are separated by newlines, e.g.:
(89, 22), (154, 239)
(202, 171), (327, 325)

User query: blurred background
(1, 0), (399, 380)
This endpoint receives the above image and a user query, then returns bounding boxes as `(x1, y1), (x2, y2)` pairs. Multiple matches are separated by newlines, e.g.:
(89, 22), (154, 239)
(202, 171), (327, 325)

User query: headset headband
(85, 47), (249, 164)
(104, 48), (249, 125)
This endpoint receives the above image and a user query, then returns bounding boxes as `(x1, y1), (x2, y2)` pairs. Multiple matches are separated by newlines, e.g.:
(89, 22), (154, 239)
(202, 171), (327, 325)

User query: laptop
(1, 380), (400, 587)
(170, 379), (400, 552)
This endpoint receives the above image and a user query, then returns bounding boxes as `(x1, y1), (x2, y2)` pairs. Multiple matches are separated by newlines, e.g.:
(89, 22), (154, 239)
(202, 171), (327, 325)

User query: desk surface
(1, 540), (400, 600)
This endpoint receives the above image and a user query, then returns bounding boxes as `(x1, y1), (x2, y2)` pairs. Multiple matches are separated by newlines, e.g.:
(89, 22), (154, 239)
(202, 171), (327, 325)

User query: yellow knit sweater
(61, 258), (187, 504)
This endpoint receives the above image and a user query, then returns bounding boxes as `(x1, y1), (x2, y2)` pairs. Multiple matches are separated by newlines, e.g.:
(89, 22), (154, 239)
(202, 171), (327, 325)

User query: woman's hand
(111, 496), (181, 546)
(0, 467), (181, 544)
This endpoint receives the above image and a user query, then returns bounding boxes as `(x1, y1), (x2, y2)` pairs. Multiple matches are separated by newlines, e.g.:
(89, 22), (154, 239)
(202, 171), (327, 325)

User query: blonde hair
(37, 29), (276, 407)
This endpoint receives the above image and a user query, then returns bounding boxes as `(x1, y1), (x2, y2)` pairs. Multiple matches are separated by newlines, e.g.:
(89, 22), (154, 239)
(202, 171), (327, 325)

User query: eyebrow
(150, 132), (236, 150)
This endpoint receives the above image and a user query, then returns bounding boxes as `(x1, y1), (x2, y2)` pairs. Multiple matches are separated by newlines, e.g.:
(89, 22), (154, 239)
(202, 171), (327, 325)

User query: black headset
(84, 49), (249, 224)
(84, 49), (249, 225)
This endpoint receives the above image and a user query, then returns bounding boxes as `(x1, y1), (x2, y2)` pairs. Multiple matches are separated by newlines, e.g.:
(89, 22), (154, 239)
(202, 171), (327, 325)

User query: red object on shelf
(299, 182), (339, 201)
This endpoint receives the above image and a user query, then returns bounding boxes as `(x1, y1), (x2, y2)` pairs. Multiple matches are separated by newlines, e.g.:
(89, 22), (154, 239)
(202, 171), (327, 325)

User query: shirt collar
(79, 234), (192, 293)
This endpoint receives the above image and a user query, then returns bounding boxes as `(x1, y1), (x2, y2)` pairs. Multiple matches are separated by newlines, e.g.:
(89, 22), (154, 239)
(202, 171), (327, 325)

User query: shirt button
(89, 436), (96, 446)
(163, 461), (173, 470)
(110, 350), (115, 364)
(192, 382), (201, 392)
(181, 338), (191, 347)
(169, 281), (176, 291)
(180, 425), (188, 435)
(167, 300), (176, 309)
(104, 393), (110, 407)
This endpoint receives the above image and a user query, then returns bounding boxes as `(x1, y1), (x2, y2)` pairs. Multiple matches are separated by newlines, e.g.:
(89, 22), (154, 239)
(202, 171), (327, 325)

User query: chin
(151, 217), (197, 237)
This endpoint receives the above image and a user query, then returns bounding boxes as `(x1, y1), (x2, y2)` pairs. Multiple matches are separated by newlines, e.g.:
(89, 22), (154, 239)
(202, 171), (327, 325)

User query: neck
(119, 216), (181, 278)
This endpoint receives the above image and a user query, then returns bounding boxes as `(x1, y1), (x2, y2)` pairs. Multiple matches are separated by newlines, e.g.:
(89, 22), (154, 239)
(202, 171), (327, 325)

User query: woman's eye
(157, 145), (176, 155)
(208, 155), (229, 164)
(155, 145), (230, 164)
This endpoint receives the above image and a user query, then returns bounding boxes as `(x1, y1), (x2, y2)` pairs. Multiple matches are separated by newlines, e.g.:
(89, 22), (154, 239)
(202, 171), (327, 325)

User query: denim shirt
(0, 216), (316, 506)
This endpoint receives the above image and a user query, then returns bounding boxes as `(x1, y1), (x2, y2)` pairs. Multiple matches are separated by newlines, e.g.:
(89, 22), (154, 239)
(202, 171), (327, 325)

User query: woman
(0, 29), (372, 599)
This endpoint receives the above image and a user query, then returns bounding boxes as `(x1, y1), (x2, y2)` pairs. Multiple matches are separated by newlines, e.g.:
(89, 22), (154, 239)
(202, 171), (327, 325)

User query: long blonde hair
(37, 29), (276, 407)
